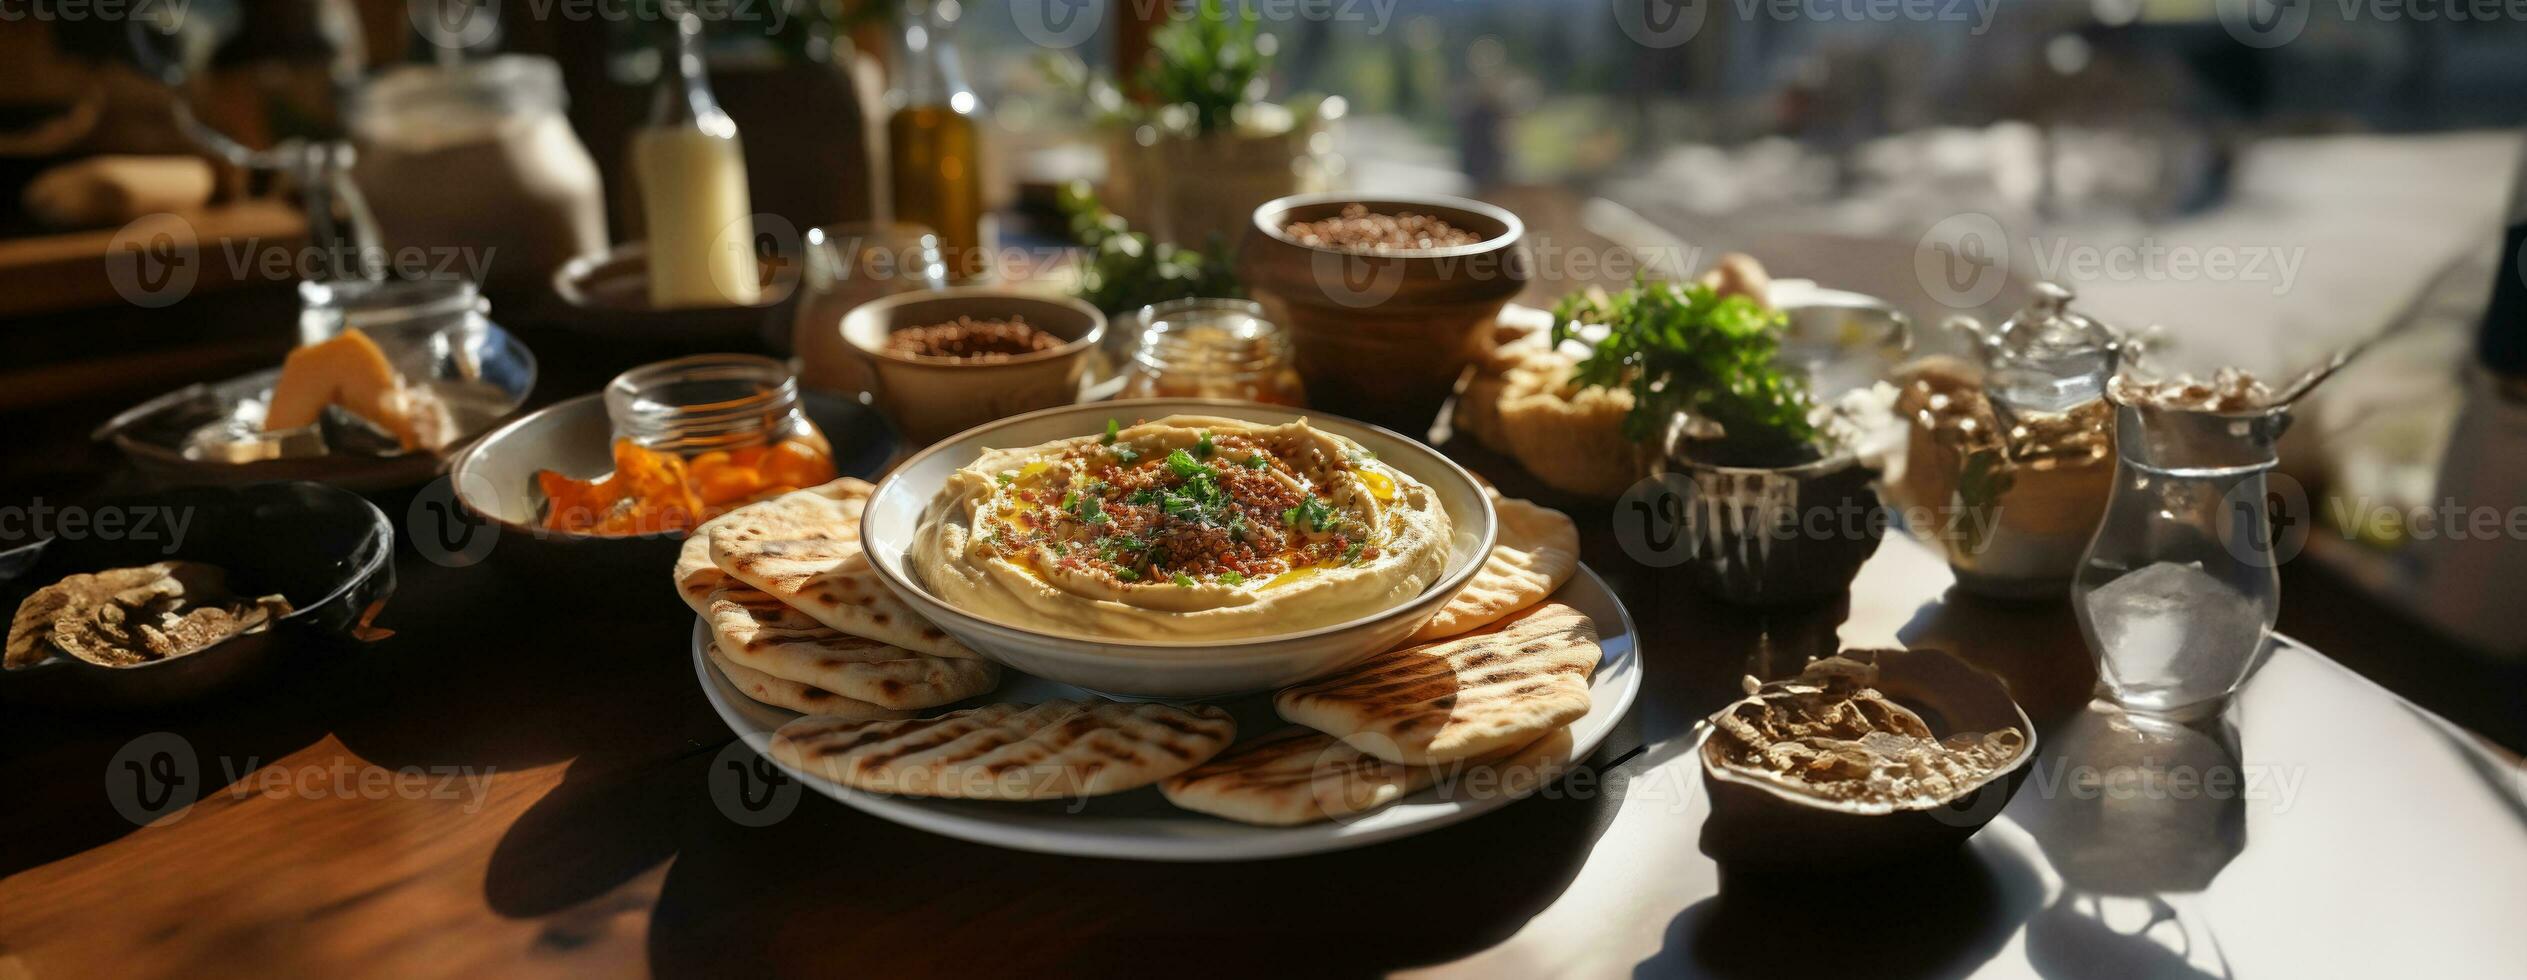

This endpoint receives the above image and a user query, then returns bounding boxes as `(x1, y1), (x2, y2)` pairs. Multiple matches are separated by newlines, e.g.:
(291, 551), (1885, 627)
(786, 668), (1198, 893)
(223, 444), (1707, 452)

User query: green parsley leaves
(1102, 418), (1121, 445)
(1283, 495), (1340, 533)
(1551, 278), (1817, 463)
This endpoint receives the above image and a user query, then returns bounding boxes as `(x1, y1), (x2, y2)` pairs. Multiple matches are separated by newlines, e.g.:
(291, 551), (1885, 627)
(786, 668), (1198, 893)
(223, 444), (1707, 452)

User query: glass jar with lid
(597, 354), (835, 524)
(1118, 298), (1307, 405)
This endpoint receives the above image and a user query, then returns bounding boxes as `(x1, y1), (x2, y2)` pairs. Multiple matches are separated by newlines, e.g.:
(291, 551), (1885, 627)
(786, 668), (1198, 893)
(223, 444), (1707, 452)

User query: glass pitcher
(2072, 400), (2290, 715)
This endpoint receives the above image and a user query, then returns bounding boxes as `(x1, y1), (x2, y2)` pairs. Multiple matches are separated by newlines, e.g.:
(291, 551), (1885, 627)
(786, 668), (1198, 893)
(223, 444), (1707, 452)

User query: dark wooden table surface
(2, 187), (2521, 978)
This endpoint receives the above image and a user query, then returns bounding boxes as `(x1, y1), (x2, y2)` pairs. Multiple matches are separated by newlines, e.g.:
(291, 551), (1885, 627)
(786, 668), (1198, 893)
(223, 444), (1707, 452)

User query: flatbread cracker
(705, 647), (911, 721)
(770, 699), (1235, 800)
(1276, 602), (1598, 764)
(1410, 495), (1578, 642)
(672, 480), (865, 615)
(708, 483), (979, 660)
(707, 584), (998, 710)
(1159, 727), (1437, 826)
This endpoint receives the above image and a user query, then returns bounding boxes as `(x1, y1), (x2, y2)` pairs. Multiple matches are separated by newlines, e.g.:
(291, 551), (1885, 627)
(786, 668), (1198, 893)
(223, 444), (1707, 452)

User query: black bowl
(0, 482), (395, 708)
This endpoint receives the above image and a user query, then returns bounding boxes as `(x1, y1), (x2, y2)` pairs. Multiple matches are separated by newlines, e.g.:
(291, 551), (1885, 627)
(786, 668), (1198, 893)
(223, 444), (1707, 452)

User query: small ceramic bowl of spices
(839, 287), (1106, 444)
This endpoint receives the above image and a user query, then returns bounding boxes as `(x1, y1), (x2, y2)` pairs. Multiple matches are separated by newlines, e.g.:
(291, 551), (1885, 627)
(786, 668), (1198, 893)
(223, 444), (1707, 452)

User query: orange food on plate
(536, 437), (835, 535)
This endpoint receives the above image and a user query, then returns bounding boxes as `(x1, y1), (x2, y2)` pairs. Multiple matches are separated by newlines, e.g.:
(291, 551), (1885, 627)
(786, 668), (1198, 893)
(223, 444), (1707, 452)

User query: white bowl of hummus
(863, 400), (1496, 698)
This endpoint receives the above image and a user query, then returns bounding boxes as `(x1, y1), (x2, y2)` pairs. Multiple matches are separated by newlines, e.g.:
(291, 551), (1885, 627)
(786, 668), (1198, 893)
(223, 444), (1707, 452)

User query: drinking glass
(790, 223), (947, 395)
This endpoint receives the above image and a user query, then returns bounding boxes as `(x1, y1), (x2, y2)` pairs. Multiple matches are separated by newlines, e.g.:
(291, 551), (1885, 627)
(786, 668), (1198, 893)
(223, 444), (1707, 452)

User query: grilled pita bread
(770, 699), (1235, 800)
(1159, 727), (1436, 826)
(674, 534), (726, 615)
(706, 647), (911, 721)
(1163, 724), (1587, 826)
(1276, 602), (1599, 765)
(709, 484), (979, 660)
(1409, 495), (1579, 642)
(707, 584), (998, 710)
(673, 480), (866, 615)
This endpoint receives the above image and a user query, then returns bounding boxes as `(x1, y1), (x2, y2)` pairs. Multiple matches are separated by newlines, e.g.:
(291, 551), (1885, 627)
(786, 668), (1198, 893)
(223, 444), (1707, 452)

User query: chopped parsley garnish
(1165, 448), (1204, 479)
(996, 472), (1016, 486)
(1244, 455), (1271, 470)
(1217, 570), (1246, 585)
(1341, 540), (1367, 563)
(1113, 567), (1139, 581)
(1195, 431), (1215, 458)
(1171, 571), (1197, 587)
(1110, 444), (1140, 465)
(1069, 489), (1110, 525)
(1283, 495), (1340, 533)
(1102, 418), (1121, 445)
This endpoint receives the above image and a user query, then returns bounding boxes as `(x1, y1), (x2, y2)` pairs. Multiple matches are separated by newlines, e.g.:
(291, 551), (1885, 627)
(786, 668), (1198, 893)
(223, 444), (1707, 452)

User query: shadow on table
(2011, 701), (2247, 980)
(323, 548), (728, 918)
(1642, 842), (2045, 979)
(0, 670), (335, 879)
(640, 749), (1628, 976)
(1898, 587), (2102, 736)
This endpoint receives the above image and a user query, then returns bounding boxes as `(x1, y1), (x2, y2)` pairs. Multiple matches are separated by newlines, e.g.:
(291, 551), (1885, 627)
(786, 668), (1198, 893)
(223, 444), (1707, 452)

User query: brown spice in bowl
(883, 316), (1062, 361)
(1283, 203), (1484, 253)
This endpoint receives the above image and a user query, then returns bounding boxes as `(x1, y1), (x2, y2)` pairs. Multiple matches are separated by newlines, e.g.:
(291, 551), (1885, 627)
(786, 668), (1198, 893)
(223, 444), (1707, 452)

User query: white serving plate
(694, 564), (1642, 862)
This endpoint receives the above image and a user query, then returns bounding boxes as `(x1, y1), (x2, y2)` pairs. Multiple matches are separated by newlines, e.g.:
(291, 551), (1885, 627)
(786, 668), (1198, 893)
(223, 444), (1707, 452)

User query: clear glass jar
(2073, 402), (2289, 715)
(1119, 298), (1307, 405)
(352, 55), (608, 293)
(791, 222), (947, 394)
(604, 354), (835, 512)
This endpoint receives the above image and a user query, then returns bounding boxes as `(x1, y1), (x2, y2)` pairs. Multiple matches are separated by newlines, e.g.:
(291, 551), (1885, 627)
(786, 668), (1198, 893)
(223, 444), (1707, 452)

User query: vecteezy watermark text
(0, 501), (193, 553)
(108, 732), (496, 827)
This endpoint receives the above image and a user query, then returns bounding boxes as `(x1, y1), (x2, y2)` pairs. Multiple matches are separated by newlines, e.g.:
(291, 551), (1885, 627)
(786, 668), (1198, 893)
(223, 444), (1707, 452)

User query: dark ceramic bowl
(1695, 647), (2039, 870)
(1239, 192), (1529, 431)
(0, 482), (396, 708)
(447, 387), (898, 572)
(548, 241), (802, 351)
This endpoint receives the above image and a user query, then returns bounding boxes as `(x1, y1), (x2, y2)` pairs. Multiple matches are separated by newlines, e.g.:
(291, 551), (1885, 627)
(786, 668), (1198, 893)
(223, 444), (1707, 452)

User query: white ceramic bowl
(862, 399), (1498, 699)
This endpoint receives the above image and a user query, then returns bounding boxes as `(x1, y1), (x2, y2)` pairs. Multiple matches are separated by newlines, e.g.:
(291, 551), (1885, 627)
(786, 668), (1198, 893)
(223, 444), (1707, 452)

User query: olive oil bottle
(888, 0), (989, 282)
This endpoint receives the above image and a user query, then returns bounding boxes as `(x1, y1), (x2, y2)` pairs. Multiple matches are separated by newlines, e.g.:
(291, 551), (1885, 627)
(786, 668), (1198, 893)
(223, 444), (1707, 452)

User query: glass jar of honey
(539, 354), (836, 535)
(1118, 299), (1307, 406)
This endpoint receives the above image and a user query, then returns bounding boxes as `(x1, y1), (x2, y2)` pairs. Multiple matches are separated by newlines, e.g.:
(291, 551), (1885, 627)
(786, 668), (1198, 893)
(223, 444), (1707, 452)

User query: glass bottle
(633, 11), (761, 309)
(2072, 398), (2290, 715)
(886, 0), (989, 283)
(1119, 298), (1307, 405)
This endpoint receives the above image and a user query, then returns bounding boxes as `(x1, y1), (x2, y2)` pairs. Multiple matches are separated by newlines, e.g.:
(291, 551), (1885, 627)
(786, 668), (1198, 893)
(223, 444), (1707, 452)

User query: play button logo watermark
(1012, 0), (1103, 48)
(2216, 0), (2309, 48)
(1613, 0), (1708, 47)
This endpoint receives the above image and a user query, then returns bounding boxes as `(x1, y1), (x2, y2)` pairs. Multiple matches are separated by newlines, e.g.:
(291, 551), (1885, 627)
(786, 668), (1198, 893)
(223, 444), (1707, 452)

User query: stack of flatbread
(676, 479), (1002, 721)
(683, 479), (1238, 801)
(1161, 494), (1599, 826)
(684, 480), (1600, 816)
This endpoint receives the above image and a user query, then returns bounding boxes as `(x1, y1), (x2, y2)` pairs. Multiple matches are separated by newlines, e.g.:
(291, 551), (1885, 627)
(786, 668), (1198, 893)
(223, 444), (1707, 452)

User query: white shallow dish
(695, 564), (1642, 862)
(858, 398), (1499, 699)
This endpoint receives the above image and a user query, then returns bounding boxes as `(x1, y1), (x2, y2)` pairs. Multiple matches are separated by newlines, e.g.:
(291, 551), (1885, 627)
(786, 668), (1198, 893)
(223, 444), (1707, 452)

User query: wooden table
(4, 448), (2523, 977)
(4, 188), (2522, 977)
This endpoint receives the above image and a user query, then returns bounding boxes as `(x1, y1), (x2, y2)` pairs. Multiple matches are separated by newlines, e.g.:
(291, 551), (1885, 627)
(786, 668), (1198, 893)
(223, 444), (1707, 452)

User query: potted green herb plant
(1055, 0), (1336, 248)
(1554, 279), (1898, 605)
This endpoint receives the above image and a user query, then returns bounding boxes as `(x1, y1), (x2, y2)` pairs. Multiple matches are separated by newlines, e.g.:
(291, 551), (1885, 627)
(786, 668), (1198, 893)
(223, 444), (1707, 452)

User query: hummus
(913, 415), (1453, 640)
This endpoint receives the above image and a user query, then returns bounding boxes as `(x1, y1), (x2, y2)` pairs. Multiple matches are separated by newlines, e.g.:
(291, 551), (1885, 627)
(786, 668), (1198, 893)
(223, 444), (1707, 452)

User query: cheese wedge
(262, 328), (450, 451)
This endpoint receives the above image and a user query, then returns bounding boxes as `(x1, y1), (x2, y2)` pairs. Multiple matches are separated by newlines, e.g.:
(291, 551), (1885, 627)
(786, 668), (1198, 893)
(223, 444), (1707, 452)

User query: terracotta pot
(1238, 193), (1529, 432)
